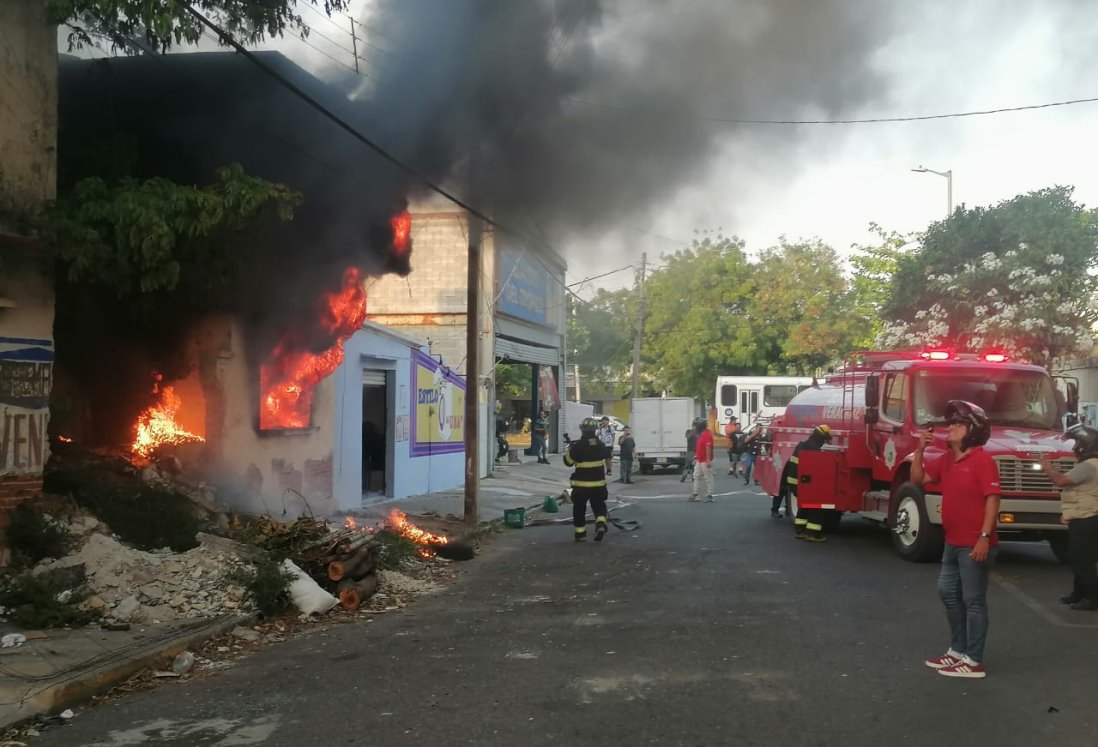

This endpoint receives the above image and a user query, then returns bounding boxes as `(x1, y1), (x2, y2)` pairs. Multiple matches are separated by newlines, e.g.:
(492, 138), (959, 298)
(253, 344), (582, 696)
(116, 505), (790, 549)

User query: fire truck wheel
(889, 483), (945, 563)
(820, 510), (843, 533)
(1047, 533), (1070, 565)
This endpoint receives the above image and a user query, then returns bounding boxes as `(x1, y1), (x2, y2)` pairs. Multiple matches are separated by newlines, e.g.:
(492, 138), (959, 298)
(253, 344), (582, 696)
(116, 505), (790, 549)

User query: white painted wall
(332, 326), (463, 511)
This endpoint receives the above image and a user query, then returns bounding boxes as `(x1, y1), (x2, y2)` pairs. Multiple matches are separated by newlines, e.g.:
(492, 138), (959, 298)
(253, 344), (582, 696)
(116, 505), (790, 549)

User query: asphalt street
(33, 460), (1098, 747)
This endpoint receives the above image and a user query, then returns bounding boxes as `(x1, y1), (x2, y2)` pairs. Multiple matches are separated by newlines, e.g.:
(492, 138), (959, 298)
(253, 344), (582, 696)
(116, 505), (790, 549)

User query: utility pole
(348, 17), (361, 74)
(463, 212), (482, 528)
(574, 362), (582, 402)
(631, 252), (646, 400)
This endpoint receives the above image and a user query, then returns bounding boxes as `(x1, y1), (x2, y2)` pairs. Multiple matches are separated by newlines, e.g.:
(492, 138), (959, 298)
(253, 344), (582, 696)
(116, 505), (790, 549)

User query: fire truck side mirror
(864, 375), (879, 408)
(864, 408), (879, 425)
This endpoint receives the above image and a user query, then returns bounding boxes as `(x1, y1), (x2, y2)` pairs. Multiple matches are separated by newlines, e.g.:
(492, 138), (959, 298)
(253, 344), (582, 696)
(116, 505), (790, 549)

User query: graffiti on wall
(0, 336), (53, 473)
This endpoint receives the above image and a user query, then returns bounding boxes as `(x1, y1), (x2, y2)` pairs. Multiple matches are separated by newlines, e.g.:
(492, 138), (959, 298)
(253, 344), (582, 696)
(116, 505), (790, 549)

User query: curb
(0, 614), (256, 730)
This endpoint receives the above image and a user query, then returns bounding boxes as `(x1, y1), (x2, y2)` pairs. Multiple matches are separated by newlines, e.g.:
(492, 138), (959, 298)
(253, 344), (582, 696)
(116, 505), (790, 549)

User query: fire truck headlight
(1032, 462), (1043, 471)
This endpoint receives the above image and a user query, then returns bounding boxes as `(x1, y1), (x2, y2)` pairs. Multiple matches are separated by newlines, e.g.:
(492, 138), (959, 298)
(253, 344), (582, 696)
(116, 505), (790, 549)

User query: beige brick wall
(367, 211), (469, 315)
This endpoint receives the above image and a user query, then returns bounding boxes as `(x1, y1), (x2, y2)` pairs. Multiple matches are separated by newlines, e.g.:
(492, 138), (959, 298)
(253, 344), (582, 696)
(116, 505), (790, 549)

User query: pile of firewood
(321, 532), (381, 611)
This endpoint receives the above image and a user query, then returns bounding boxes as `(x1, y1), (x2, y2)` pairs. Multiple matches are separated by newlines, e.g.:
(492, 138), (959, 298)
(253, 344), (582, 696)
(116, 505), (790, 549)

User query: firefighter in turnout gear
(788, 424), (832, 542)
(564, 417), (613, 542)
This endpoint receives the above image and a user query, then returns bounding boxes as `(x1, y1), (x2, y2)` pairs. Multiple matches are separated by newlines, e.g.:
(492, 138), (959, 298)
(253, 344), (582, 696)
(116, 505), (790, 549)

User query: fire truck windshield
(912, 368), (1060, 430)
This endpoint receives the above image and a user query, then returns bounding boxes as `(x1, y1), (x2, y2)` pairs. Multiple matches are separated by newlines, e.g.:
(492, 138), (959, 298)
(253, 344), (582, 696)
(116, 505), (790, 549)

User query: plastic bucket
(503, 507), (527, 528)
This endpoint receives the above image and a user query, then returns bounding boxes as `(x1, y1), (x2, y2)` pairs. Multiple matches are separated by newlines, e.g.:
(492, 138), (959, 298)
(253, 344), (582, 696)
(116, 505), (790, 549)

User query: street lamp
(912, 165), (952, 217)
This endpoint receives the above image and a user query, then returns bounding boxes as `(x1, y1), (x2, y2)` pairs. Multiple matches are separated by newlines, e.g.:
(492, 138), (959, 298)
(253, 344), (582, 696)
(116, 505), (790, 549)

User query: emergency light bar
(920, 350), (952, 361)
(919, 349), (1009, 363)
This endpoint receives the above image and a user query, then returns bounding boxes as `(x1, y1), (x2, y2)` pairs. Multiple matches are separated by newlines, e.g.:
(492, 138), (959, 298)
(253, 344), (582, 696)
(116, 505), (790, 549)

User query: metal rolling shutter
(494, 336), (560, 366)
(362, 370), (387, 386)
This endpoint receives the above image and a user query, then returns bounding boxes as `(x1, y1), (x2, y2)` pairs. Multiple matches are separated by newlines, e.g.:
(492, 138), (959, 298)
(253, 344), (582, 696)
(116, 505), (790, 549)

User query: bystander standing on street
(598, 416), (615, 477)
(912, 400), (1000, 679)
(725, 419), (742, 476)
(533, 409), (550, 464)
(618, 426), (636, 484)
(690, 417), (715, 502)
(1040, 423), (1098, 612)
(742, 424), (763, 486)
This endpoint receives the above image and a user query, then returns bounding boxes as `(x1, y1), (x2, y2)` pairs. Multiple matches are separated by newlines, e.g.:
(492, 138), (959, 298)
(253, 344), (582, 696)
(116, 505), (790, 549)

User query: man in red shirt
(911, 400), (1001, 679)
(690, 417), (715, 503)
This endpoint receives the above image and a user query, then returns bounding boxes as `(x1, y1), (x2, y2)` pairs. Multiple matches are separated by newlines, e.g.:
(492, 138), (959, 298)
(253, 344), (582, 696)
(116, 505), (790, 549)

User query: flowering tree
(877, 187), (1098, 368)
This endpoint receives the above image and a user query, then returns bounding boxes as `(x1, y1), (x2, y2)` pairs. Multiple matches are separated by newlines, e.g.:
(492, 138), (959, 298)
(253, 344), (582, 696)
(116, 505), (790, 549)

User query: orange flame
(345, 516), (358, 531)
(391, 210), (411, 256)
(131, 386), (205, 458)
(57, 435), (73, 443)
(259, 267), (368, 430)
(388, 509), (449, 547)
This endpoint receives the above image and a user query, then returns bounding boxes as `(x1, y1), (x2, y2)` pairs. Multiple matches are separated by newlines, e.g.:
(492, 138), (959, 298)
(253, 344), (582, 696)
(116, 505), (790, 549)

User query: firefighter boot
(574, 528), (587, 543)
(803, 519), (826, 543)
(594, 517), (608, 542)
(794, 517), (808, 540)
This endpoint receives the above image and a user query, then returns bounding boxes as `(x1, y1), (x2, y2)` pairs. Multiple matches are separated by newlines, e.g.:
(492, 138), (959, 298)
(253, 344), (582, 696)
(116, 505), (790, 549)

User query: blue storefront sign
(497, 248), (550, 327)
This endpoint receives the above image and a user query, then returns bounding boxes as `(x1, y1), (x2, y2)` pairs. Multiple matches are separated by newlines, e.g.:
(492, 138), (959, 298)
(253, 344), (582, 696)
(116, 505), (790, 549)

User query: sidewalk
(364, 453), (634, 525)
(0, 615), (250, 730)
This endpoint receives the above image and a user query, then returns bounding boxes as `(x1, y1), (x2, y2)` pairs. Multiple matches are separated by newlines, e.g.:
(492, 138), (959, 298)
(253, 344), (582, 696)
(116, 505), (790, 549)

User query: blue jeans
(742, 453), (755, 482)
(937, 543), (996, 663)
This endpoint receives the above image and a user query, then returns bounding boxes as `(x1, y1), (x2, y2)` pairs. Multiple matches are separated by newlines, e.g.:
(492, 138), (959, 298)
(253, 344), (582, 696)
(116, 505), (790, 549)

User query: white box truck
(560, 401), (595, 449)
(630, 397), (695, 474)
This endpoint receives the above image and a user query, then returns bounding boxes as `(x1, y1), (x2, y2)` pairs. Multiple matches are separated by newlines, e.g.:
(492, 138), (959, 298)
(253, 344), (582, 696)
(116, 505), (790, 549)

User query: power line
(566, 264), (634, 287)
(297, 1), (351, 36)
(295, 33), (363, 76)
(181, 3), (497, 229)
(299, 21), (358, 58)
(563, 94), (1098, 125)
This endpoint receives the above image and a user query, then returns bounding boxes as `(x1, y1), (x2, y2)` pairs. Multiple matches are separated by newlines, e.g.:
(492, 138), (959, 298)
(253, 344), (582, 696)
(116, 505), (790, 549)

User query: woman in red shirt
(911, 400), (1000, 680)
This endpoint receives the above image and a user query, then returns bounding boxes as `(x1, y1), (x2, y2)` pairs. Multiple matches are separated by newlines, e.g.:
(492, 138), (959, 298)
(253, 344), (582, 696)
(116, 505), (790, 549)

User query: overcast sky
(64, 0), (1098, 294)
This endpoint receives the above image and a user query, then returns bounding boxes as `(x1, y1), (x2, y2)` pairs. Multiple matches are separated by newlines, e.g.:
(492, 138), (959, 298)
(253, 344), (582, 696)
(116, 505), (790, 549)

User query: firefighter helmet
(580, 417), (599, 435)
(814, 424), (832, 440)
(945, 400), (991, 449)
(1064, 423), (1098, 461)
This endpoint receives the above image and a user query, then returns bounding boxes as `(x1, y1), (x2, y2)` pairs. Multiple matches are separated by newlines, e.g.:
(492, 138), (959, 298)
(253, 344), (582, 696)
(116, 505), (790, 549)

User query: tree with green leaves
(848, 223), (909, 348)
(878, 186), (1098, 367)
(49, 0), (349, 53)
(49, 164), (300, 296)
(746, 238), (871, 374)
(569, 288), (634, 398)
(46, 1), (344, 297)
(642, 233), (755, 400)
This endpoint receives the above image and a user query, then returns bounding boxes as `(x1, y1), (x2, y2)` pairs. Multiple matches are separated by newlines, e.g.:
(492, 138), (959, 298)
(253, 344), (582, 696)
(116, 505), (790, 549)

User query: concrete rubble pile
(35, 516), (253, 625)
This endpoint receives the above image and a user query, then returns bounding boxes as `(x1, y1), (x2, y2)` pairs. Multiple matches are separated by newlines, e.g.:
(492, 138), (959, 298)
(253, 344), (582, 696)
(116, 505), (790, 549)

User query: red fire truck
(755, 350), (1078, 562)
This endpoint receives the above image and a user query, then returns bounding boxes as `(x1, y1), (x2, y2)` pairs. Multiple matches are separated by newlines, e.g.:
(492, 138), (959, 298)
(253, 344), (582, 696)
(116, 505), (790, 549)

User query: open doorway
(362, 370), (389, 496)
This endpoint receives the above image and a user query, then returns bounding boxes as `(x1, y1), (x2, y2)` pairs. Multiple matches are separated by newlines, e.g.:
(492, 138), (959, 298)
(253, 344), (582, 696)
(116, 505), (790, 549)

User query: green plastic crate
(503, 507), (526, 528)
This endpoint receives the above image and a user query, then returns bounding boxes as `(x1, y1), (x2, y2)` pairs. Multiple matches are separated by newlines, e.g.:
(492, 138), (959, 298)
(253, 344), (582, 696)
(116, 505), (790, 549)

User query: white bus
(715, 376), (813, 429)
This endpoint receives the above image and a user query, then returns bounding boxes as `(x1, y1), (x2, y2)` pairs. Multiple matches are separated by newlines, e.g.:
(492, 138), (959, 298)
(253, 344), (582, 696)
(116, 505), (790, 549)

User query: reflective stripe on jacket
(564, 437), (611, 488)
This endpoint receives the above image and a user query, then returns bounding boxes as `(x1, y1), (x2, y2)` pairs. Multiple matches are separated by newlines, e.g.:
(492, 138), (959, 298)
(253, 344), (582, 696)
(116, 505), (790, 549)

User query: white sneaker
(704, 496), (715, 503)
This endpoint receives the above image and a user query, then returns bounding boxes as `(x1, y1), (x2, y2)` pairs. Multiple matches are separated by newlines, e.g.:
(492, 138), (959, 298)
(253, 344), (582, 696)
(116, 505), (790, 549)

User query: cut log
(332, 532), (375, 557)
(337, 574), (380, 611)
(327, 543), (379, 581)
(430, 541), (475, 561)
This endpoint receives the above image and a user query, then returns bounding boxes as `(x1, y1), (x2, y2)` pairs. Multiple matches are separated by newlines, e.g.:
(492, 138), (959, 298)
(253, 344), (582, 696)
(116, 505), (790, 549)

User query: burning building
(0, 1), (57, 517)
(52, 52), (466, 514)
